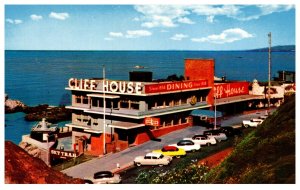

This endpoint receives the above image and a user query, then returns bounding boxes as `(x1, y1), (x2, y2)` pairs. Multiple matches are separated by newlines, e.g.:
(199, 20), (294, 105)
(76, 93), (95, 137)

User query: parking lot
(62, 109), (273, 179)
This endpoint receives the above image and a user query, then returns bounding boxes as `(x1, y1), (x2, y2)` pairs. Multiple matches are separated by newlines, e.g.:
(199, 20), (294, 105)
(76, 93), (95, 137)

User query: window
(76, 96), (81, 103)
(83, 96), (89, 104)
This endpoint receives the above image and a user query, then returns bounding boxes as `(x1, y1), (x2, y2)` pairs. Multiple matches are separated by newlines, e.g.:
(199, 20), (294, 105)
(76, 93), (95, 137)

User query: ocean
(5, 50), (295, 144)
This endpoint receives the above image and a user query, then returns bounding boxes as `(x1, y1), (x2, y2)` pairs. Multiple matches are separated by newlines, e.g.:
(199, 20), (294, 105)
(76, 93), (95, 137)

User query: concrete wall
(133, 122), (191, 145)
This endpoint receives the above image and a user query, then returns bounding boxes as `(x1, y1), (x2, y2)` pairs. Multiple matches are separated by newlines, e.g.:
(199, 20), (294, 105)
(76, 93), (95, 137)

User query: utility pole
(268, 32), (272, 108)
(102, 65), (106, 155)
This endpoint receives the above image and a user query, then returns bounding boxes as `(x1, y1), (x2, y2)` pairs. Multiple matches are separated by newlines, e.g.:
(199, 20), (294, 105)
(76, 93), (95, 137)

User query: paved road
(62, 109), (272, 179)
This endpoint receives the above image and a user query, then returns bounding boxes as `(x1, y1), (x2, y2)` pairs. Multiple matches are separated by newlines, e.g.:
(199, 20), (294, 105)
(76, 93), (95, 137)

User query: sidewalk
(62, 109), (272, 179)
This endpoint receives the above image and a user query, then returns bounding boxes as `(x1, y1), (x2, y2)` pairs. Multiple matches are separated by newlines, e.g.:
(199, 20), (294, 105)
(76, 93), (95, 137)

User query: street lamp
(103, 65), (106, 155)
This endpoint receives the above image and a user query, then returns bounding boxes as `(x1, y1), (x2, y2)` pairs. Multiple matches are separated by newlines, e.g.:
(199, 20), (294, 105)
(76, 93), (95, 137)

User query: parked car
(259, 115), (268, 120)
(152, 146), (186, 158)
(169, 140), (201, 152)
(218, 126), (243, 137)
(183, 134), (217, 146)
(84, 171), (121, 184)
(134, 152), (172, 167)
(203, 130), (227, 142)
(242, 118), (263, 128)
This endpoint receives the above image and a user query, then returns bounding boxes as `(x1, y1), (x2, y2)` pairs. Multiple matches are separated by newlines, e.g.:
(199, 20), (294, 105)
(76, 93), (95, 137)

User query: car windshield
(159, 154), (164, 159)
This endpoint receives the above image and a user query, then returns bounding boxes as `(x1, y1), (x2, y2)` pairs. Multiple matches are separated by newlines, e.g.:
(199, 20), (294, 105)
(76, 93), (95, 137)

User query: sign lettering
(145, 80), (208, 93)
(68, 78), (143, 95)
(50, 149), (78, 159)
(214, 82), (249, 98)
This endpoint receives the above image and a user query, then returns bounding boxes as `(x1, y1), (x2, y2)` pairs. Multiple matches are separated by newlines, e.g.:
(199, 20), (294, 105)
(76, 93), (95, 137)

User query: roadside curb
(111, 162), (135, 174)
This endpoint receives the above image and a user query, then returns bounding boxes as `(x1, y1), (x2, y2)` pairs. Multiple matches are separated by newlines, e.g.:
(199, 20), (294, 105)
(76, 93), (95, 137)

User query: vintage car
(152, 146), (186, 158)
(134, 152), (172, 167)
(203, 130), (228, 142)
(218, 126), (243, 137)
(242, 118), (263, 128)
(183, 134), (217, 146)
(84, 171), (121, 184)
(169, 140), (201, 152)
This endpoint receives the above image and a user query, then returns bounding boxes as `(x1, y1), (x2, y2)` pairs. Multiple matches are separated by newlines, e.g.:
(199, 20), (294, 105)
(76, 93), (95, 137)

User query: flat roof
(108, 121), (145, 130)
(87, 94), (120, 99)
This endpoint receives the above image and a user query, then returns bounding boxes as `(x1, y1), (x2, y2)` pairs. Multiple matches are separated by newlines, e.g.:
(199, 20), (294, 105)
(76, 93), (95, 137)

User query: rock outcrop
(19, 142), (41, 158)
(5, 94), (27, 113)
(5, 141), (84, 184)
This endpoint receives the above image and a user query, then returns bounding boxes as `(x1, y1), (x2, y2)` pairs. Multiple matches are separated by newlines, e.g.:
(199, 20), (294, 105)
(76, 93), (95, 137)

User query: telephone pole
(268, 32), (272, 108)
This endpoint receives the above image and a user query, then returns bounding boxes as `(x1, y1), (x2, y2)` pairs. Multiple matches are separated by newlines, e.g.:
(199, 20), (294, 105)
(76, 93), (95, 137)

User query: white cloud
(177, 17), (195, 24)
(6, 18), (23, 24)
(206, 15), (215, 23)
(30, 14), (43, 21)
(49, 12), (69, 20)
(133, 5), (294, 27)
(191, 28), (253, 44)
(109, 32), (123, 37)
(125, 30), (152, 38)
(134, 5), (189, 28)
(234, 5), (295, 21)
(170, 34), (188, 41)
(14, 20), (23, 24)
(6, 19), (14, 24)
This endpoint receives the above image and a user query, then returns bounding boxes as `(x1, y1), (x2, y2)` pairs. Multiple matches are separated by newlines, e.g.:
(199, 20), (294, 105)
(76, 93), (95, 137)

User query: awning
(190, 109), (223, 118)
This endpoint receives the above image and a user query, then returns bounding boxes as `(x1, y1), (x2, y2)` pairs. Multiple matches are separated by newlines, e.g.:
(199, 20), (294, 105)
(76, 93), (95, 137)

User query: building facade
(65, 59), (215, 155)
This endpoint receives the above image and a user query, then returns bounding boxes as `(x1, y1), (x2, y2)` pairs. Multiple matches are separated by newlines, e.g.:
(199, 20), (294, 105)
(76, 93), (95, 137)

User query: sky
(4, 3), (296, 50)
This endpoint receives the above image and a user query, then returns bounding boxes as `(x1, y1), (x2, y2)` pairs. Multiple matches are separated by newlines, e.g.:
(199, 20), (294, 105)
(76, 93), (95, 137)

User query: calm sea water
(5, 50), (295, 144)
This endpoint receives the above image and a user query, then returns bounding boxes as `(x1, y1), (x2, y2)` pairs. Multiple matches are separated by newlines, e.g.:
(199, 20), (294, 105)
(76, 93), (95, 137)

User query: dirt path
(198, 147), (233, 168)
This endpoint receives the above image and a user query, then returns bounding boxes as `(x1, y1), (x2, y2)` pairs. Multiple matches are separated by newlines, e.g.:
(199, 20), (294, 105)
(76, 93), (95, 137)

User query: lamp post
(268, 32), (272, 108)
(214, 93), (217, 130)
(103, 65), (106, 155)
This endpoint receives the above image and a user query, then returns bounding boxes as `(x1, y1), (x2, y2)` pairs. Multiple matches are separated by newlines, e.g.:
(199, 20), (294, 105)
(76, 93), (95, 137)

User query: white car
(242, 118), (263, 128)
(183, 134), (217, 146)
(203, 130), (228, 142)
(134, 152), (172, 167)
(84, 171), (121, 184)
(169, 140), (201, 152)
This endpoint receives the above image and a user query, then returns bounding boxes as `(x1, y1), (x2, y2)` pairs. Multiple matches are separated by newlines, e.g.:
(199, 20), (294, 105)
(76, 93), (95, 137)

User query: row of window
(73, 94), (207, 110)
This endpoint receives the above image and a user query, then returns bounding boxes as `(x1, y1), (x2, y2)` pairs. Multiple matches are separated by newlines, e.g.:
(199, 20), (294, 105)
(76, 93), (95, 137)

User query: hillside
(205, 94), (295, 183)
(247, 45), (295, 52)
(5, 141), (84, 184)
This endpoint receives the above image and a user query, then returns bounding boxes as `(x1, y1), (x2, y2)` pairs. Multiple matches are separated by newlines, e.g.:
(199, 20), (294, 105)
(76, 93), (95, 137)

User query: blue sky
(5, 4), (295, 50)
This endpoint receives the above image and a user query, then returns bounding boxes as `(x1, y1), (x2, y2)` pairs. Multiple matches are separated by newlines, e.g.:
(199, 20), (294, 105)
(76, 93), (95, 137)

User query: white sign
(68, 78), (143, 95)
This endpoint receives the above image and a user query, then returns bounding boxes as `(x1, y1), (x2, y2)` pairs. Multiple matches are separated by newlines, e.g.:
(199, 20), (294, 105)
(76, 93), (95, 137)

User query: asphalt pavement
(62, 109), (272, 179)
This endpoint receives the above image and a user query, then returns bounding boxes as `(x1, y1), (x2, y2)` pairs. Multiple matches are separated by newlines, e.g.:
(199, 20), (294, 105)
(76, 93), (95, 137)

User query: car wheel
(84, 180), (93, 184)
(207, 143), (211, 146)
(158, 164), (164, 167)
(176, 155), (181, 158)
(244, 124), (249, 128)
(192, 149), (196, 152)
(135, 162), (141, 166)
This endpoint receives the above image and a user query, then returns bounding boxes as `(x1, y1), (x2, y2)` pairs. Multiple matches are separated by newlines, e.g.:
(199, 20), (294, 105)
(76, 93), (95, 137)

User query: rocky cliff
(5, 141), (84, 184)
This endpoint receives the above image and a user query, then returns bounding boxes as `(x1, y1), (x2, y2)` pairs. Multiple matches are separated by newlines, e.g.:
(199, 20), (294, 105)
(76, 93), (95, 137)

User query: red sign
(214, 82), (249, 98)
(145, 80), (208, 93)
(144, 117), (160, 127)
